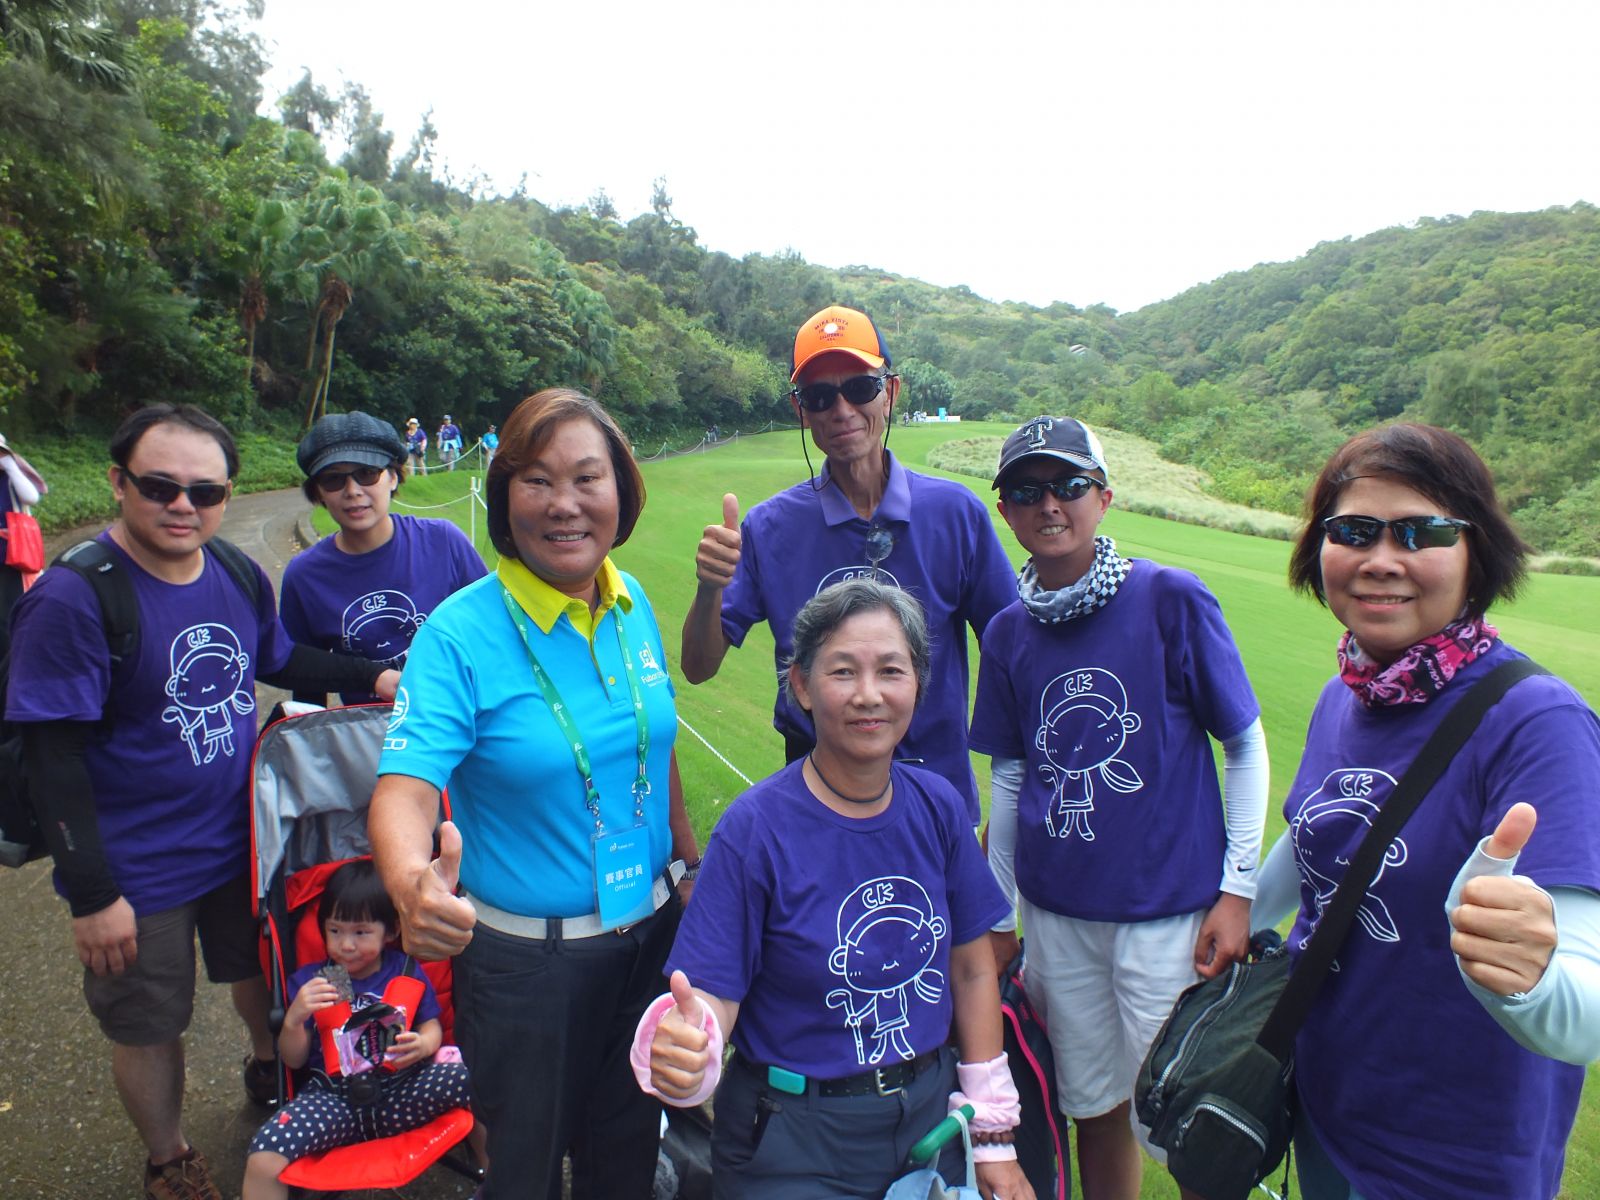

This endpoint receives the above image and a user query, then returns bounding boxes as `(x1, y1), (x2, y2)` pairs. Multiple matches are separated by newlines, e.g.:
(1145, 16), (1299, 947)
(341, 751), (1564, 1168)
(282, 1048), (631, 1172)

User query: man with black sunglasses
(681, 305), (1015, 822)
(7, 404), (403, 1200)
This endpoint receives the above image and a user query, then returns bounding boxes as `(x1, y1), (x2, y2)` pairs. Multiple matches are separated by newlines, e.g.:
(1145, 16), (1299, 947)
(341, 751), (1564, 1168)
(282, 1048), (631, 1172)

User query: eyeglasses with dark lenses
(1000, 475), (1100, 506)
(1320, 514), (1472, 551)
(119, 468), (230, 508)
(793, 374), (888, 413)
(313, 465), (387, 493)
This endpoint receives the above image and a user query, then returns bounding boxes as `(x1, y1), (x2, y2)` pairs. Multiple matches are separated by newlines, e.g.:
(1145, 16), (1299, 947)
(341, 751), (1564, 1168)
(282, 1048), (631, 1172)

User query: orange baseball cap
(790, 305), (892, 383)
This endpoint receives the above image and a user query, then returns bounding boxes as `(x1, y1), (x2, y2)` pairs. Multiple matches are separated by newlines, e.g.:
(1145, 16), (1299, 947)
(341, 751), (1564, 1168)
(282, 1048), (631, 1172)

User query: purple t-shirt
(7, 533), (294, 911)
(969, 561), (1260, 922)
(720, 451), (1016, 821)
(285, 947), (442, 1074)
(280, 515), (486, 704)
(667, 760), (1008, 1079)
(1285, 642), (1600, 1200)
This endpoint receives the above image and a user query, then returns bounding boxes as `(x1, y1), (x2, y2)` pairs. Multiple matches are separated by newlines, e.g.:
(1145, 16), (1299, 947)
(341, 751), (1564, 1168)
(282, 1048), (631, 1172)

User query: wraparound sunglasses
(792, 374), (890, 413)
(1000, 475), (1101, 506)
(118, 468), (230, 508)
(1321, 514), (1472, 551)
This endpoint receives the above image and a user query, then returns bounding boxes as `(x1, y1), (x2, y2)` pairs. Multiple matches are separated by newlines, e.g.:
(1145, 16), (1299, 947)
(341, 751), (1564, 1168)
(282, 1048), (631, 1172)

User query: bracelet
(972, 1130), (1016, 1146)
(680, 857), (702, 882)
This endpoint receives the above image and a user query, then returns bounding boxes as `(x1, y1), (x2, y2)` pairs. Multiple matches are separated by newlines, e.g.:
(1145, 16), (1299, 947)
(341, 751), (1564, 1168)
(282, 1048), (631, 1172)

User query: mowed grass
(928, 425), (1302, 540)
(371, 425), (1600, 1199)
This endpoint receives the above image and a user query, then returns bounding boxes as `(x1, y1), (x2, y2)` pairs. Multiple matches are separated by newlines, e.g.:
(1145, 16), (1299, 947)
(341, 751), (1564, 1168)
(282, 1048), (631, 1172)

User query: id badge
(594, 826), (655, 930)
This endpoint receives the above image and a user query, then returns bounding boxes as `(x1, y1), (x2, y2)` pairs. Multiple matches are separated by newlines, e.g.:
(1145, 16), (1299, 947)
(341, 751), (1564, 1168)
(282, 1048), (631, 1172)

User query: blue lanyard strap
(500, 585), (650, 834)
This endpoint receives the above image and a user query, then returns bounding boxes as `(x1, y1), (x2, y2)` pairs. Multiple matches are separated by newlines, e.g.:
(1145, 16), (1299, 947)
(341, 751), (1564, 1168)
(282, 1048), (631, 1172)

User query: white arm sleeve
(986, 757), (1024, 933)
(1219, 718), (1269, 898)
(1249, 834), (1302, 931)
(1447, 841), (1600, 1064)
(2, 455), (40, 507)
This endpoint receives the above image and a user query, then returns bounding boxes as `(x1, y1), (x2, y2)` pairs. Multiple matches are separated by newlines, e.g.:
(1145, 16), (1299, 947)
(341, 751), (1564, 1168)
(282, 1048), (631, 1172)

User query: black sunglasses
(314, 464), (388, 492)
(1321, 514), (1472, 552)
(1000, 475), (1101, 506)
(792, 374), (889, 413)
(119, 468), (230, 509)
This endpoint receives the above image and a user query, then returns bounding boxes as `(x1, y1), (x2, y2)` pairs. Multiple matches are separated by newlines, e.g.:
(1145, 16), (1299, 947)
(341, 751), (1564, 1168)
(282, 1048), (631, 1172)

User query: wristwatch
(680, 857), (703, 883)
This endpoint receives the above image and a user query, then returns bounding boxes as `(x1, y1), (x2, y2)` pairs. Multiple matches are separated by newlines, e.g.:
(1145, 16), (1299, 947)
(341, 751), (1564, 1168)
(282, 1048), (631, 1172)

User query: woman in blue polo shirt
(637, 580), (1033, 1200)
(369, 388), (701, 1200)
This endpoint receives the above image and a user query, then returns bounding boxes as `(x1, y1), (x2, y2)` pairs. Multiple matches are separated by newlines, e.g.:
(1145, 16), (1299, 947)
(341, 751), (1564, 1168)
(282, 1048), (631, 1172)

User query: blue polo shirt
(378, 557), (678, 917)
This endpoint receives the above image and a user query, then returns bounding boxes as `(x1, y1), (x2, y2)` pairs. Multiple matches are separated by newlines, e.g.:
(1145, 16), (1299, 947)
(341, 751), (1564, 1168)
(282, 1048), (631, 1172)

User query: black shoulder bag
(1135, 657), (1548, 1200)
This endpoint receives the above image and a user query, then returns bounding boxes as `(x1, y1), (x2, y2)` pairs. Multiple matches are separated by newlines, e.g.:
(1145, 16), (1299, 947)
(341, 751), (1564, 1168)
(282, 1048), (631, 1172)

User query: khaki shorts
(83, 872), (260, 1046)
(1020, 899), (1207, 1130)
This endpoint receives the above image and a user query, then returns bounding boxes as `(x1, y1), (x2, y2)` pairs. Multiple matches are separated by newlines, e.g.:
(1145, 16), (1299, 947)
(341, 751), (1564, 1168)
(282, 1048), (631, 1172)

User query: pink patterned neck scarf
(1337, 615), (1499, 707)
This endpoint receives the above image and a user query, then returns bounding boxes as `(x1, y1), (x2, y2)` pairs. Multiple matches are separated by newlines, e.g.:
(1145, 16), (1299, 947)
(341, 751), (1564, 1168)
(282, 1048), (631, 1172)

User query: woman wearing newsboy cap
(279, 411), (486, 705)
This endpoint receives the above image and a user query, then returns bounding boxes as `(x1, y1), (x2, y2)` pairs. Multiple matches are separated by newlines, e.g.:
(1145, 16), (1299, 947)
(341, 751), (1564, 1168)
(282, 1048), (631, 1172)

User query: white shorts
(1020, 900), (1205, 1125)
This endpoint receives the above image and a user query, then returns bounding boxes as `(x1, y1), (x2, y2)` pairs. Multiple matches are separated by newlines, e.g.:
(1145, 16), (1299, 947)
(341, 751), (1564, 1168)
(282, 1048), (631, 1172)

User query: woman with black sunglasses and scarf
(1250, 423), (1600, 1200)
(278, 412), (486, 707)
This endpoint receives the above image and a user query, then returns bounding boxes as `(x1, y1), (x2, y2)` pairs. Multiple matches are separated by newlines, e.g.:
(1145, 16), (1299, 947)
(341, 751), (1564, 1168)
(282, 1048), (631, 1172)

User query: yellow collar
(497, 555), (631, 639)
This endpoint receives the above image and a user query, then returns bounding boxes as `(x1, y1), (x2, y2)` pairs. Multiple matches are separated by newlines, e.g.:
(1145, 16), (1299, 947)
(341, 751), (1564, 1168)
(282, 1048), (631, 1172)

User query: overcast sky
(254, 1), (1600, 314)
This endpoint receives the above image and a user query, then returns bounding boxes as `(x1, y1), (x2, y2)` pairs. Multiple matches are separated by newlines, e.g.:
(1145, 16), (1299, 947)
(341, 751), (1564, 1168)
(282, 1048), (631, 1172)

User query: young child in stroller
(242, 859), (471, 1200)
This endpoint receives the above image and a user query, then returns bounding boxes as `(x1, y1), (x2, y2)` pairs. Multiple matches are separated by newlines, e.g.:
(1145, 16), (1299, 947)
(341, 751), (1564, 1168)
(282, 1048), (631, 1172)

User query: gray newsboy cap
(297, 412), (407, 478)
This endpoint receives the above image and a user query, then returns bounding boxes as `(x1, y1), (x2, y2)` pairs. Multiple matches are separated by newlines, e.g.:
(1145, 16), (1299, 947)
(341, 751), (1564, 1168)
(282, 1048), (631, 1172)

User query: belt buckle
(873, 1066), (902, 1097)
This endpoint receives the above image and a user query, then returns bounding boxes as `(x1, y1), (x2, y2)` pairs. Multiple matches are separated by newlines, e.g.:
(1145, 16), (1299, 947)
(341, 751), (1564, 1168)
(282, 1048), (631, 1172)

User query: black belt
(739, 1049), (940, 1098)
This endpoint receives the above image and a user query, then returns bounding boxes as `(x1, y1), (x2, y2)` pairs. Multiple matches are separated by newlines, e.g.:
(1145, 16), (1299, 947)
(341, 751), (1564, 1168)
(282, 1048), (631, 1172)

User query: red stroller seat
(249, 703), (476, 1192)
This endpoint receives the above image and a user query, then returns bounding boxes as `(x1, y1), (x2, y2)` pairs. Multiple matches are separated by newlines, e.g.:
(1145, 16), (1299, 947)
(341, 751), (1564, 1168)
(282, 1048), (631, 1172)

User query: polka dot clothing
(247, 1061), (472, 1160)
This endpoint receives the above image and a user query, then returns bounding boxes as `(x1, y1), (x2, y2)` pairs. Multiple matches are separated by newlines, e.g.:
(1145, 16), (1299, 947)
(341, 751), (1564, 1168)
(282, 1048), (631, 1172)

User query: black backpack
(0, 537), (260, 868)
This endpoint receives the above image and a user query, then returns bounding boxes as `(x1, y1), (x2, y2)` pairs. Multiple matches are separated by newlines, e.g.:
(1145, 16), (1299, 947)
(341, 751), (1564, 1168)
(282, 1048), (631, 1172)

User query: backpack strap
(206, 537), (262, 610)
(52, 540), (139, 666)
(1256, 656), (1552, 1060)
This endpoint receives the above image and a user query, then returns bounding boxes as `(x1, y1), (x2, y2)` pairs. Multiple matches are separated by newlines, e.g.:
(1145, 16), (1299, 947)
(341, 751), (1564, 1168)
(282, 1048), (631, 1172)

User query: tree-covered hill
(3, 2), (1595, 556)
(1109, 207), (1600, 556)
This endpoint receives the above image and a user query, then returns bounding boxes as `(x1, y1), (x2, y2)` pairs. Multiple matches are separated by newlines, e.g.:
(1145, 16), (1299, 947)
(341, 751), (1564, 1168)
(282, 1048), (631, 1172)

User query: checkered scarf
(1017, 535), (1131, 625)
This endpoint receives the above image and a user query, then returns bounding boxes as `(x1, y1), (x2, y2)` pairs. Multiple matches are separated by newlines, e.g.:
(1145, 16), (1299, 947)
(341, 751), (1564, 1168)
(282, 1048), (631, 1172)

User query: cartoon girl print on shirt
(162, 623), (254, 766)
(826, 877), (947, 1066)
(341, 591), (424, 668)
(1034, 667), (1143, 841)
(1290, 767), (1410, 967)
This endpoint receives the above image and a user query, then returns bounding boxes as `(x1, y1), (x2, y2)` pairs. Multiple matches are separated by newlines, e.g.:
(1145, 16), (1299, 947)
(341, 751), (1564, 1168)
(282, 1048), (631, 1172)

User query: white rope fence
(676, 715), (754, 790)
(392, 475), (484, 547)
(409, 436), (488, 475)
(635, 422), (796, 462)
(392, 447), (760, 794)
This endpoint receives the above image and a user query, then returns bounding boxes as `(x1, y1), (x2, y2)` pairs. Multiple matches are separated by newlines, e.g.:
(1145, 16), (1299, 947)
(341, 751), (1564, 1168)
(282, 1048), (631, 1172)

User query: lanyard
(500, 586), (650, 835)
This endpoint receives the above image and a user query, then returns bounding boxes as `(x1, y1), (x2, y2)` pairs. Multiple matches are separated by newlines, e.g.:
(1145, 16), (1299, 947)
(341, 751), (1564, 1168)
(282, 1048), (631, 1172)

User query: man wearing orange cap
(682, 305), (1015, 820)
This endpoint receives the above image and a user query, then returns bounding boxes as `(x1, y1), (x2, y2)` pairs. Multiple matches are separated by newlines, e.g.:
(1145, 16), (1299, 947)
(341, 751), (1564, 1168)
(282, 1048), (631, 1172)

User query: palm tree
(0, 0), (132, 91)
(284, 177), (417, 430)
(233, 198), (295, 386)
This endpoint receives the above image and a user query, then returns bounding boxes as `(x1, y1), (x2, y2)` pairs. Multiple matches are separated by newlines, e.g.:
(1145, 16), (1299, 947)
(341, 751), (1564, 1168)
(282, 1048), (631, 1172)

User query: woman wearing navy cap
(279, 411), (485, 705)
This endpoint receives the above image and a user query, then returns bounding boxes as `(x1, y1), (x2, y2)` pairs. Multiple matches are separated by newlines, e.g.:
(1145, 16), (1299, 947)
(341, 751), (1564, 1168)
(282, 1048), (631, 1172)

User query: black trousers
(455, 895), (681, 1200)
(711, 1048), (962, 1199)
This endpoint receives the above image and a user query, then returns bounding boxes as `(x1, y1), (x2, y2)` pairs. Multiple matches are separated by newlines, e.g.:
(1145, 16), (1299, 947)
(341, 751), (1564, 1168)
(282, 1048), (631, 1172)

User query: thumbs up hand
(1449, 804), (1558, 996)
(694, 493), (743, 589)
(652, 971), (713, 1099)
(399, 820), (477, 960)
(433, 820), (463, 892)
